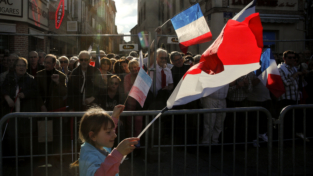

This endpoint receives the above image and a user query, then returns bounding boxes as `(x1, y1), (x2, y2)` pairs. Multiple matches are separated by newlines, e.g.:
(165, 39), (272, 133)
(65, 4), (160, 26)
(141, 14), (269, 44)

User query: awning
(0, 23), (16, 33)
(260, 14), (304, 23)
(29, 28), (44, 39)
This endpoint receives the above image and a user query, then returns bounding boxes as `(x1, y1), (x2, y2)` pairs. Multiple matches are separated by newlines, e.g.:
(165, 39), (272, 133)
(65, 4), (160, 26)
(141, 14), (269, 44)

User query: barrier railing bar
(256, 111), (259, 176)
(45, 117), (48, 176)
(30, 117), (33, 176)
(303, 109), (306, 175)
(15, 117), (18, 176)
(0, 107), (273, 121)
(197, 113), (200, 176)
(60, 117), (63, 176)
(131, 115), (134, 176)
(158, 115), (161, 176)
(184, 113), (187, 176)
(233, 112), (236, 176)
(144, 115), (148, 176)
(268, 110), (273, 176)
(171, 114), (174, 176)
(292, 109), (295, 176)
(221, 112), (224, 176)
(277, 104), (313, 176)
(245, 112), (248, 176)
(209, 112), (212, 176)
(0, 33), (141, 37)
(75, 117), (78, 175)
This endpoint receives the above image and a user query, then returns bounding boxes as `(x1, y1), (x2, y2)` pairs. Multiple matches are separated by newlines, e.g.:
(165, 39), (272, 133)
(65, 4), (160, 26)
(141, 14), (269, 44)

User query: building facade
(0, 0), (118, 58)
(133, 0), (307, 55)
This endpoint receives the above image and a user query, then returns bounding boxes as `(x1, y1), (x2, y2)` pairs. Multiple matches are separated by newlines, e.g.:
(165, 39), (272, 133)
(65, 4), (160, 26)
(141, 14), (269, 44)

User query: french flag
(167, 0), (263, 109)
(129, 51), (152, 107)
(171, 3), (212, 54)
(255, 48), (285, 98)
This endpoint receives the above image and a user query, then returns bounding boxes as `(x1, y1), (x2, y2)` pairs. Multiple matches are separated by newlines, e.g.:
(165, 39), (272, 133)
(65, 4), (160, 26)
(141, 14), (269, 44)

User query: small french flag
(171, 3), (212, 53)
(255, 48), (285, 98)
(129, 51), (152, 107)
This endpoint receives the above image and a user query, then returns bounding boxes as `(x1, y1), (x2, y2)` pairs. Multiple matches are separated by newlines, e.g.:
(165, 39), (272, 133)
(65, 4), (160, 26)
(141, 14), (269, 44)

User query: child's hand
(116, 137), (140, 156)
(112, 105), (125, 119)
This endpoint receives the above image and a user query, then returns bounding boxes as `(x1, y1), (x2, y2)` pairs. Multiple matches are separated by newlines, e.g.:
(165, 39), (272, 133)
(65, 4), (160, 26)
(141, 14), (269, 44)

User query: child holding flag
(70, 105), (139, 176)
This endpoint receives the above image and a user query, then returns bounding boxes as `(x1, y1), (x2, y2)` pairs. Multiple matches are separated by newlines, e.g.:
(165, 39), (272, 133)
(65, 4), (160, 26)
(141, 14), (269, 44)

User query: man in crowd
(149, 48), (173, 98)
(170, 51), (190, 89)
(38, 51), (46, 66)
(27, 51), (44, 76)
(0, 53), (18, 86)
(278, 50), (307, 139)
(67, 50), (104, 111)
(36, 54), (67, 112)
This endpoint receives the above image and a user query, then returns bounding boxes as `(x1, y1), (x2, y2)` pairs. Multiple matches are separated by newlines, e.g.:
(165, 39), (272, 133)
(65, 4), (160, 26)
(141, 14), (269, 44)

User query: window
(173, 0), (176, 16)
(0, 35), (9, 55)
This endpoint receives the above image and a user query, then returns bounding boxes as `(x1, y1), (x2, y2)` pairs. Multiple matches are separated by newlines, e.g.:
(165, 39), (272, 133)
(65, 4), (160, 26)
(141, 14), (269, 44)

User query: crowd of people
(0, 46), (313, 156)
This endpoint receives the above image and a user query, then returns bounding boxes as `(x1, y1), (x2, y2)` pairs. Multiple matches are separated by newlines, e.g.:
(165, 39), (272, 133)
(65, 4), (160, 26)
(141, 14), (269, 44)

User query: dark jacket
(67, 65), (104, 111)
(35, 69), (67, 111)
(1, 71), (37, 113)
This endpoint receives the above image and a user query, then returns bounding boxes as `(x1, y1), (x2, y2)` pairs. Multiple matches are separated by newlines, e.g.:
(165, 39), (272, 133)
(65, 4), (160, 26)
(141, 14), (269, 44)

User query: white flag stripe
(167, 63), (260, 109)
(175, 16), (211, 43)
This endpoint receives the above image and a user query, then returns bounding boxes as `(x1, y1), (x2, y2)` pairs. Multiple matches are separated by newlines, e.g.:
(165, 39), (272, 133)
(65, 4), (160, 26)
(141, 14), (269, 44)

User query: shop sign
(167, 37), (179, 44)
(0, 0), (22, 17)
(28, 0), (48, 27)
(119, 44), (138, 51)
(55, 0), (65, 29)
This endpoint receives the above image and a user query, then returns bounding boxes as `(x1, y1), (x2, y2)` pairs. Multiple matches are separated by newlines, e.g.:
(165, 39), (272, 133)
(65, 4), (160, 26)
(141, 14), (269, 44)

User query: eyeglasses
(16, 65), (26, 68)
(287, 56), (296, 59)
(29, 56), (37, 59)
(60, 60), (68, 64)
(79, 58), (89, 62)
(110, 82), (119, 85)
(159, 57), (168, 60)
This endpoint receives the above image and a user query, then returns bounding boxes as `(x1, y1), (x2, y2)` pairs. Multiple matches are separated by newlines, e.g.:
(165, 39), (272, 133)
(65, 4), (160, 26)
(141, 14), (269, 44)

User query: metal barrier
(275, 104), (313, 176)
(0, 107), (273, 176)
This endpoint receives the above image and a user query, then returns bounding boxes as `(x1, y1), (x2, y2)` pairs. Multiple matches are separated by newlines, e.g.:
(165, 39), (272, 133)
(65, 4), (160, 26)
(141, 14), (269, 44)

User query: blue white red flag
(167, 0), (262, 109)
(255, 48), (285, 97)
(87, 45), (92, 54)
(171, 3), (212, 54)
(129, 51), (152, 107)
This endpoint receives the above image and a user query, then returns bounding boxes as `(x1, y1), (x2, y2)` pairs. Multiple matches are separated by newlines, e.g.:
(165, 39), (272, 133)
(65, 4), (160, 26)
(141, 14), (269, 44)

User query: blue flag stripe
(254, 48), (274, 76)
(171, 3), (203, 30)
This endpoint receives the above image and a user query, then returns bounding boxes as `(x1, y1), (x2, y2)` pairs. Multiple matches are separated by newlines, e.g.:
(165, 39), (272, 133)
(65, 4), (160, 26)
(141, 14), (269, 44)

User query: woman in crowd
(58, 56), (71, 77)
(99, 57), (112, 87)
(113, 57), (130, 74)
(101, 75), (122, 111)
(1, 57), (37, 155)
(123, 60), (143, 140)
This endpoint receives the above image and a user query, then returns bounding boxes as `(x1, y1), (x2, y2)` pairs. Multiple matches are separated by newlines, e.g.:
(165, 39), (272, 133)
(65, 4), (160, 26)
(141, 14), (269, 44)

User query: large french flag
(171, 3), (212, 54)
(255, 48), (285, 97)
(167, 0), (263, 109)
(129, 51), (152, 107)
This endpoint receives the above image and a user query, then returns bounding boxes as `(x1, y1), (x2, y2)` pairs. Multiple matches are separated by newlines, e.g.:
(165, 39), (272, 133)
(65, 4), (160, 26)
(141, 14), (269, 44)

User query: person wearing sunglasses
(278, 50), (308, 140)
(58, 56), (71, 76)
(67, 50), (104, 111)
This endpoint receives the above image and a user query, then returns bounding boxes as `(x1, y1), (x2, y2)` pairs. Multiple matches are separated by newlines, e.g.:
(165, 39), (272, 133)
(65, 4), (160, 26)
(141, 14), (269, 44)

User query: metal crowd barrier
(0, 107), (273, 176)
(275, 104), (313, 176)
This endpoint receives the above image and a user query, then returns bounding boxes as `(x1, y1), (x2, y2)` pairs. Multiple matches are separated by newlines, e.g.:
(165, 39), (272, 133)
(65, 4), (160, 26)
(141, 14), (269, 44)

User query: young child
(72, 105), (139, 176)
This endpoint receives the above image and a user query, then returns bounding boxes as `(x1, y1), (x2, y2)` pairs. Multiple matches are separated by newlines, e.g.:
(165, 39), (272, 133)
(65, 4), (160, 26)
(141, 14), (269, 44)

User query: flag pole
(121, 106), (169, 163)
(160, 19), (171, 28)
